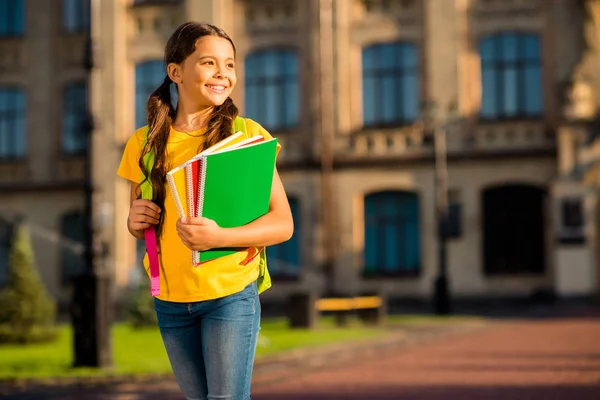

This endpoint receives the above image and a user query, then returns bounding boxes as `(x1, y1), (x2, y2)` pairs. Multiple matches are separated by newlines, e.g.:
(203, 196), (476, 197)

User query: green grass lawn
(0, 318), (385, 381)
(0, 315), (481, 381)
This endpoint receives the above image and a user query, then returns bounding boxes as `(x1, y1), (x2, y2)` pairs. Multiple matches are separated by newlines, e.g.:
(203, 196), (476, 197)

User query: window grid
(362, 42), (419, 127)
(479, 32), (542, 119)
(267, 197), (300, 278)
(62, 0), (90, 33)
(364, 191), (421, 276)
(0, 87), (26, 160)
(245, 49), (299, 132)
(62, 82), (88, 155)
(0, 0), (25, 37)
(135, 60), (165, 129)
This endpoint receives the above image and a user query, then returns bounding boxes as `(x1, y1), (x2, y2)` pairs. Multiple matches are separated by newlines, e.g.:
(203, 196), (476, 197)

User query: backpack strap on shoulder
(140, 126), (154, 201)
(233, 116), (249, 139)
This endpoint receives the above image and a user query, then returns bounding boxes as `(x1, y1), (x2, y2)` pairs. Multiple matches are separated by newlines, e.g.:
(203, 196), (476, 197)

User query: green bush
(0, 222), (58, 344)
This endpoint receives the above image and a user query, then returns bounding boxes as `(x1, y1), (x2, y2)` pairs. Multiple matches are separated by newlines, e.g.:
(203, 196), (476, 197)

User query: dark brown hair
(138, 22), (239, 237)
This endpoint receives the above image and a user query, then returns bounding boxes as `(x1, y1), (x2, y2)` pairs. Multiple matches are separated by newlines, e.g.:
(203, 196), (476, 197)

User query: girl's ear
(167, 63), (182, 84)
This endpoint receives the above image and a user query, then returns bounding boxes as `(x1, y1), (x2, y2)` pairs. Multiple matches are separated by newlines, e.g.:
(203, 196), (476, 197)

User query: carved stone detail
(242, 0), (298, 35)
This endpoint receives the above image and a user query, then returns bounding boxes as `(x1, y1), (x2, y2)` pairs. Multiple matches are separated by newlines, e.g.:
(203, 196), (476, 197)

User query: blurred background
(1, 0), (600, 393)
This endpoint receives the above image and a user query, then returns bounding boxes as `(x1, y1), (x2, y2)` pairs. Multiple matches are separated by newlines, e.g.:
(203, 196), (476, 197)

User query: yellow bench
(315, 296), (383, 312)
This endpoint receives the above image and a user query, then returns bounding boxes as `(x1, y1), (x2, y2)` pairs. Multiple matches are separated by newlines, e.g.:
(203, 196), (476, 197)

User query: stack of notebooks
(166, 132), (278, 264)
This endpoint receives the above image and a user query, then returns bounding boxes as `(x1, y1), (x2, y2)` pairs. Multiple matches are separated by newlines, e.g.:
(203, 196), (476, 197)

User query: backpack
(140, 116), (272, 295)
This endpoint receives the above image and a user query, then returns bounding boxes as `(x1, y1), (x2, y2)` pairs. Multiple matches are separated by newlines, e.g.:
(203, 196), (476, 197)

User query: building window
(364, 191), (421, 276)
(0, 87), (26, 160)
(479, 32), (542, 119)
(62, 82), (88, 155)
(362, 42), (419, 127)
(60, 211), (86, 284)
(267, 197), (300, 278)
(0, 0), (25, 37)
(0, 218), (13, 287)
(135, 60), (165, 129)
(482, 184), (546, 274)
(245, 49), (299, 132)
(62, 0), (90, 33)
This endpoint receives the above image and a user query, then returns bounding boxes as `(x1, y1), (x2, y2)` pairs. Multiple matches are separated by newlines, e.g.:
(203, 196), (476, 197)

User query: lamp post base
(433, 275), (451, 315)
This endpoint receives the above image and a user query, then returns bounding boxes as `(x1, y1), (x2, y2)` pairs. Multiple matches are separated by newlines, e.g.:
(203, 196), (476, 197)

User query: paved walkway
(3, 312), (600, 399)
(253, 315), (600, 400)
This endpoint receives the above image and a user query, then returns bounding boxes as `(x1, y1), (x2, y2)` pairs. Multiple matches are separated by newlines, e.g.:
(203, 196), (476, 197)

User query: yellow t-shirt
(117, 118), (280, 302)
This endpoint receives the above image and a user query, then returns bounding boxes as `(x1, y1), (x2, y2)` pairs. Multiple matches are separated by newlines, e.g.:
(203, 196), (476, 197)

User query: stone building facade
(1, 0), (599, 309)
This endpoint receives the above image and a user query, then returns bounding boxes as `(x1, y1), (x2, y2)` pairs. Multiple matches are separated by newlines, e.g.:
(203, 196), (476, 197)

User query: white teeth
(207, 85), (225, 91)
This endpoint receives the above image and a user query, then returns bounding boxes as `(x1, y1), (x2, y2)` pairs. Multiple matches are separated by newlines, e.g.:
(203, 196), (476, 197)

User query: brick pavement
(2, 313), (599, 400)
(253, 316), (600, 400)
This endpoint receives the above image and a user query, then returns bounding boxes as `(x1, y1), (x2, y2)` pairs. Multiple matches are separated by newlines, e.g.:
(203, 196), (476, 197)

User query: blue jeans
(154, 281), (261, 400)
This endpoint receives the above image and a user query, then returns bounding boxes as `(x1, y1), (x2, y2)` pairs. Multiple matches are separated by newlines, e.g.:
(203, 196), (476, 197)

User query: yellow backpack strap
(233, 116), (248, 138)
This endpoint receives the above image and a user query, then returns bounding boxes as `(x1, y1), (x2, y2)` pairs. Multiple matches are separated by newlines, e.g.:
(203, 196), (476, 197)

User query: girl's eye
(227, 63), (235, 68)
(203, 61), (214, 65)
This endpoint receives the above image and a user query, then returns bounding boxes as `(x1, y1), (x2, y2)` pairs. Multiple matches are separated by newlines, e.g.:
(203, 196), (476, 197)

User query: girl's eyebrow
(197, 55), (235, 62)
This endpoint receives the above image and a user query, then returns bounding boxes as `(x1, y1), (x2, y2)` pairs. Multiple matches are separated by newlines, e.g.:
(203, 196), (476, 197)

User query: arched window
(479, 32), (542, 119)
(0, 87), (26, 159)
(245, 49), (299, 132)
(362, 42), (419, 127)
(482, 184), (546, 274)
(267, 197), (301, 278)
(62, 0), (90, 33)
(0, 0), (25, 37)
(135, 60), (165, 129)
(364, 191), (421, 276)
(62, 82), (88, 155)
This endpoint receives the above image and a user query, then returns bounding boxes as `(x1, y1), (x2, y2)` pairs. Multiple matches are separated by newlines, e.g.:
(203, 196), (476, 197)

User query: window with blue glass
(267, 197), (300, 278)
(0, 218), (13, 287)
(62, 82), (87, 155)
(62, 0), (90, 33)
(135, 60), (166, 129)
(0, 87), (26, 160)
(479, 32), (542, 119)
(364, 191), (421, 276)
(60, 211), (86, 284)
(245, 49), (299, 132)
(362, 42), (419, 127)
(0, 0), (25, 37)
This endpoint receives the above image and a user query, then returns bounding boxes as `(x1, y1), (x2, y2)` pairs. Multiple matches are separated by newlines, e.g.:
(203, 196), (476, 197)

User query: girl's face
(170, 35), (237, 109)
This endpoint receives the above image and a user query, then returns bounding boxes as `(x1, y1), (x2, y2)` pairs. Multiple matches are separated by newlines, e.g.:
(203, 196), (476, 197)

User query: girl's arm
(176, 168), (294, 250)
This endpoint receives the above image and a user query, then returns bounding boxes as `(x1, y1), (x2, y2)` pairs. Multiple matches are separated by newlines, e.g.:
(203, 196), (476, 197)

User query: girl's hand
(176, 217), (225, 251)
(128, 199), (161, 239)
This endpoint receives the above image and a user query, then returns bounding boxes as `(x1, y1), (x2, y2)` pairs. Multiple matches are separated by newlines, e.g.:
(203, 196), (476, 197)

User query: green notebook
(197, 138), (278, 263)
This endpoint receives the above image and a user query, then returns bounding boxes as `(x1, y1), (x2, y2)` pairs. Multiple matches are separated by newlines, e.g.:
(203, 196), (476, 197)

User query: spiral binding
(185, 163), (195, 218)
(192, 157), (208, 265)
(166, 171), (186, 219)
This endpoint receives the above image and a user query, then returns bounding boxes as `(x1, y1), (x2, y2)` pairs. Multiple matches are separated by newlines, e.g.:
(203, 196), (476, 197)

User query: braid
(202, 97), (239, 151)
(138, 77), (174, 239)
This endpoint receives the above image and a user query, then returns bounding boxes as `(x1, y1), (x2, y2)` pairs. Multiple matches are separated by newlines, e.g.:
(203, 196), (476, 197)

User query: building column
(185, 0), (235, 34)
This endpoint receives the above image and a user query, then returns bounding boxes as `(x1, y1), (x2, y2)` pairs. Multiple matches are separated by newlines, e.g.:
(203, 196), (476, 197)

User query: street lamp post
(70, 2), (112, 368)
(421, 101), (453, 315)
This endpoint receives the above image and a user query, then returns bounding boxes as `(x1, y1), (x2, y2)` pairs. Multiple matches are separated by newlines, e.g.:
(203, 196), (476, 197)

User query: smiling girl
(117, 22), (293, 399)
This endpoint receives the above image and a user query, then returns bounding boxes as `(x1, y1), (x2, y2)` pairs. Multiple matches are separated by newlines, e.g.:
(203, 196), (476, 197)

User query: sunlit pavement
(253, 313), (600, 400)
(3, 308), (600, 400)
